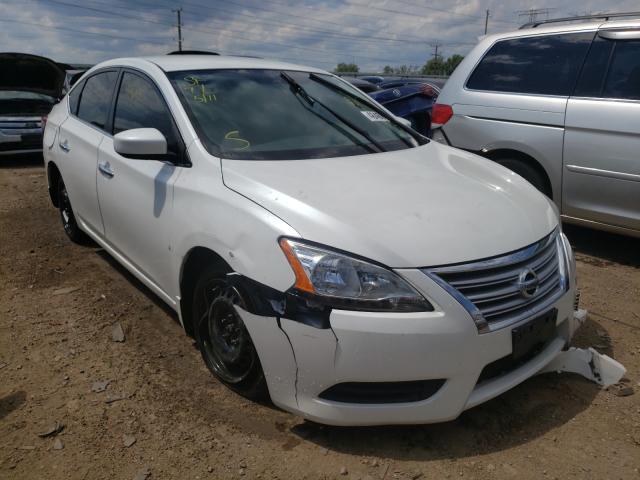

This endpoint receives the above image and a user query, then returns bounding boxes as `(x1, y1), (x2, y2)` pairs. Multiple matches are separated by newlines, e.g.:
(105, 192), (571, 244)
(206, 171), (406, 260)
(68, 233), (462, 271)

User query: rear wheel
(494, 158), (552, 198)
(192, 265), (267, 400)
(57, 179), (89, 244)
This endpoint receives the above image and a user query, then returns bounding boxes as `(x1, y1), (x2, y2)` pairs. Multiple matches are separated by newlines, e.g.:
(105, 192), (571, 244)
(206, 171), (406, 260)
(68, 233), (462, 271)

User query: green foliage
(421, 54), (465, 76)
(334, 62), (359, 73)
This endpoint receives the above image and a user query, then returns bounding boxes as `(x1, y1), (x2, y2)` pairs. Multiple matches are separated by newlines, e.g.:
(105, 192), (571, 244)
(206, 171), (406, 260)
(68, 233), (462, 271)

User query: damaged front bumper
(234, 269), (623, 426)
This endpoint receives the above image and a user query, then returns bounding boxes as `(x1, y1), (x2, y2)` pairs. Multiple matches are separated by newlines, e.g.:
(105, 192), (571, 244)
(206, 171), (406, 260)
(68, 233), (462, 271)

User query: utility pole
(432, 43), (441, 62)
(484, 9), (490, 34)
(431, 44), (442, 75)
(172, 7), (183, 51)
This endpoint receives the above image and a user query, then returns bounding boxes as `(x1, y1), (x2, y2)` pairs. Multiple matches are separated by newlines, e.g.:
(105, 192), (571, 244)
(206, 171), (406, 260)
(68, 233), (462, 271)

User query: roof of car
(96, 55), (328, 74)
(486, 18), (640, 43)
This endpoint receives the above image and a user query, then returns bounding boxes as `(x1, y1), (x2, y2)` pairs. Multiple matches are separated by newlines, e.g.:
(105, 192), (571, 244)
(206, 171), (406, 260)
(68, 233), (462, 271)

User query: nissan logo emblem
(517, 268), (539, 298)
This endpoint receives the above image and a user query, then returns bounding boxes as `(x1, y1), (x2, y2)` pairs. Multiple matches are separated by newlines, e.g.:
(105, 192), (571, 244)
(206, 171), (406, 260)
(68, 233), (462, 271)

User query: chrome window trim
(566, 164), (640, 182)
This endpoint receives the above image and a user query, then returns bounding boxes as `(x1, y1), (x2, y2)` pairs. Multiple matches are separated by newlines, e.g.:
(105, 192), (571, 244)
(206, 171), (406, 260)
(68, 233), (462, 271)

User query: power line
(384, 0), (519, 25)
(33, 0), (456, 64)
(0, 17), (169, 46)
(345, 0), (518, 25)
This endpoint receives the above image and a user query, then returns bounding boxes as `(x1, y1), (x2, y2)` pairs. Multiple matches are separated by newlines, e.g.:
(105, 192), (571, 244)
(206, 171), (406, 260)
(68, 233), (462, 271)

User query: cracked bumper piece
(237, 267), (578, 426)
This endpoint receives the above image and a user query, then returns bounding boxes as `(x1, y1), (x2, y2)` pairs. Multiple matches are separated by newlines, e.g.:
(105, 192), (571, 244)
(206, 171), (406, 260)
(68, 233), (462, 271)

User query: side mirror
(114, 128), (167, 159)
(394, 116), (412, 129)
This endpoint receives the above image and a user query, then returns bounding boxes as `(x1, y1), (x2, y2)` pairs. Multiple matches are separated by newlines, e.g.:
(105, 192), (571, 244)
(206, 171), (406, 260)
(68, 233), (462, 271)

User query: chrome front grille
(424, 230), (567, 333)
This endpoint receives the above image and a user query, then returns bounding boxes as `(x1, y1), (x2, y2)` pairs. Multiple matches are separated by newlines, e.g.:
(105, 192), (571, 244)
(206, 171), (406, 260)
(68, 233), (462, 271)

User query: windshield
(168, 69), (425, 160)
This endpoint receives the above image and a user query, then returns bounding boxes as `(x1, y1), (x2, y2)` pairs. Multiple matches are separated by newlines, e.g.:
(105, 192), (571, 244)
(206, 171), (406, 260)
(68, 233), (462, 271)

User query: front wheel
(57, 178), (89, 244)
(192, 266), (268, 400)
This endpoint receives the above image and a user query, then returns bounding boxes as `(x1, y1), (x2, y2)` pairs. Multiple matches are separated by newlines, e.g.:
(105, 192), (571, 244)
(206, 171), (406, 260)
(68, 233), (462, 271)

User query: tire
(494, 158), (551, 198)
(192, 265), (268, 400)
(57, 178), (89, 244)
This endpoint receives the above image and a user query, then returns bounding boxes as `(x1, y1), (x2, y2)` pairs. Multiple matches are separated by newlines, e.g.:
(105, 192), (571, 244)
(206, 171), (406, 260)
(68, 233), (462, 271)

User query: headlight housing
(279, 238), (433, 312)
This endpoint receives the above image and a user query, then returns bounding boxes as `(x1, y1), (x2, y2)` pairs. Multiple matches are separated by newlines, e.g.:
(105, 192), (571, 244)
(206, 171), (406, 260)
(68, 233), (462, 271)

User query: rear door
(96, 70), (186, 297)
(563, 31), (640, 231)
(57, 70), (119, 236)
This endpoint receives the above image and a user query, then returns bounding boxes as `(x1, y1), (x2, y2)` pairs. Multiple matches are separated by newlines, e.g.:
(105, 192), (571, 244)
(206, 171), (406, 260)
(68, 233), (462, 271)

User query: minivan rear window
(467, 32), (594, 96)
(603, 40), (640, 100)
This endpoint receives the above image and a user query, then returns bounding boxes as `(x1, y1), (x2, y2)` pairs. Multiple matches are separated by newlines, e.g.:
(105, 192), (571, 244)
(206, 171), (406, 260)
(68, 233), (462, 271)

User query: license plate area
(511, 308), (558, 361)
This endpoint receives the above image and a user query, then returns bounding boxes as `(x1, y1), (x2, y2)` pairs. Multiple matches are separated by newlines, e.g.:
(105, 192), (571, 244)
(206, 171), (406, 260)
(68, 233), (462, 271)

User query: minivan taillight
(431, 103), (453, 128)
(41, 115), (47, 131)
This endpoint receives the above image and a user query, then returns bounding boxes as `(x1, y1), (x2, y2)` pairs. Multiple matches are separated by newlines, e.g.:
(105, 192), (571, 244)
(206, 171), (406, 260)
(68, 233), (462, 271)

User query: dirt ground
(1, 157), (639, 480)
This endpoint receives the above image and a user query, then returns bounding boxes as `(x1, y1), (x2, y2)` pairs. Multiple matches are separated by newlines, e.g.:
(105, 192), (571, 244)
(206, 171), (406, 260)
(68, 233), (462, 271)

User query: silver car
(431, 14), (640, 238)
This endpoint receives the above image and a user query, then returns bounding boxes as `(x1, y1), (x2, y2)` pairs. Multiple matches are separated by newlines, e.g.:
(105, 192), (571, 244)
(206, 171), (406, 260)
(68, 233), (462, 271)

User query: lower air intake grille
(424, 229), (567, 332)
(318, 379), (445, 404)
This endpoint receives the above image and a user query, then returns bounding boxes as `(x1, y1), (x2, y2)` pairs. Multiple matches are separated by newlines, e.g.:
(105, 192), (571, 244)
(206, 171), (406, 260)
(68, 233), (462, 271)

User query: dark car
(0, 53), (66, 156)
(343, 75), (440, 136)
(369, 82), (438, 135)
(340, 76), (381, 94)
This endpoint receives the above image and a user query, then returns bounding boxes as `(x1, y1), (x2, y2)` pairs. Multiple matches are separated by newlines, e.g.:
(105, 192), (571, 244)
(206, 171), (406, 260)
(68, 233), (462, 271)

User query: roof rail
(520, 11), (640, 29)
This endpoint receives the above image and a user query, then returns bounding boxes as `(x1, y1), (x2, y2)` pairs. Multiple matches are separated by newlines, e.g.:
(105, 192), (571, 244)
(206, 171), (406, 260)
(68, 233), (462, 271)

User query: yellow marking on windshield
(224, 130), (250, 150)
(182, 76), (216, 103)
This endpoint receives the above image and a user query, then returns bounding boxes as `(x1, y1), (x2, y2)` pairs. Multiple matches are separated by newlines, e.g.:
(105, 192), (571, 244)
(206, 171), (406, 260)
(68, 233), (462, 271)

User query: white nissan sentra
(43, 55), (579, 426)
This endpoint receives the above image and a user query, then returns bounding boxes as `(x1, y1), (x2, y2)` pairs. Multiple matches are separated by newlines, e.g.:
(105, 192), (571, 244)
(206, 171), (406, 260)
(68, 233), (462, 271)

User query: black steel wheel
(57, 178), (88, 244)
(192, 266), (267, 399)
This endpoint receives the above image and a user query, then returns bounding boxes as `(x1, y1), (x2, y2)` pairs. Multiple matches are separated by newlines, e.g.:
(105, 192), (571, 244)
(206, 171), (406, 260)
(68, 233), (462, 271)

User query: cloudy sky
(1, 0), (638, 71)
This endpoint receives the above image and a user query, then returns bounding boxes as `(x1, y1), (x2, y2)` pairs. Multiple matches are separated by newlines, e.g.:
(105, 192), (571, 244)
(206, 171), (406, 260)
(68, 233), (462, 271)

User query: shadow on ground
(0, 391), (27, 421)
(0, 153), (44, 169)
(563, 223), (640, 267)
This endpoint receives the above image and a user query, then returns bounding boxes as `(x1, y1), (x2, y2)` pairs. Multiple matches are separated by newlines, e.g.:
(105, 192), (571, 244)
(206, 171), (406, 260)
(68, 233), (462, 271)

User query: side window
(573, 36), (614, 97)
(466, 32), (594, 96)
(113, 72), (182, 157)
(603, 40), (640, 100)
(68, 80), (84, 115)
(76, 71), (118, 130)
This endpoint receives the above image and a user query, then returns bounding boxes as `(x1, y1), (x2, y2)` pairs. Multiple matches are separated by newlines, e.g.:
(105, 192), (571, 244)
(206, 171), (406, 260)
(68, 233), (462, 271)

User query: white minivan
(43, 54), (579, 425)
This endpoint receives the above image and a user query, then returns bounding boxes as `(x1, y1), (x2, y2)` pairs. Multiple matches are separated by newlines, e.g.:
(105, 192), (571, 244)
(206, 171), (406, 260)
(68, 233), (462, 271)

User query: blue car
(343, 77), (440, 136)
(369, 81), (439, 136)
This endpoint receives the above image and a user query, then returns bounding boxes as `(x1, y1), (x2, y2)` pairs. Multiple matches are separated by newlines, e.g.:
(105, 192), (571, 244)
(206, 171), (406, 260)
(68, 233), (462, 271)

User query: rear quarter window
(466, 32), (594, 96)
(76, 71), (118, 131)
(68, 80), (83, 115)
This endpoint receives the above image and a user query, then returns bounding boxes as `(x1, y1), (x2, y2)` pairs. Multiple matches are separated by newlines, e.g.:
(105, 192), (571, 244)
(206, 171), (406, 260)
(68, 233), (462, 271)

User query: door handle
(59, 140), (70, 152)
(98, 161), (115, 178)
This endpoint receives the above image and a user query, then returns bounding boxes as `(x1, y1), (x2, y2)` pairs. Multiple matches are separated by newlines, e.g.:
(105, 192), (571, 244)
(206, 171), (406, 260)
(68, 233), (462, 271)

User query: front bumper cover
(236, 265), (583, 426)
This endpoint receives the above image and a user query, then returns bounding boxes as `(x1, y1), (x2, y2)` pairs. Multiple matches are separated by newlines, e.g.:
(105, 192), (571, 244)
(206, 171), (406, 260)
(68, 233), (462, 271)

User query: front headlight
(279, 238), (433, 312)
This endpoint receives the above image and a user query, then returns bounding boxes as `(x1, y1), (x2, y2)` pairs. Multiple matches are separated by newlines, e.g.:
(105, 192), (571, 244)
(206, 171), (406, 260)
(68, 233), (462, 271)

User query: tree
(334, 62), (359, 73)
(382, 65), (394, 74)
(421, 57), (446, 75)
(421, 55), (464, 76)
(445, 54), (464, 75)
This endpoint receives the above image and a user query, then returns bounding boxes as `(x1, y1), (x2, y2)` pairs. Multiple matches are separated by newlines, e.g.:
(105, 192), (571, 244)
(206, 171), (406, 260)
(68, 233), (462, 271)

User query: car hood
(0, 53), (65, 98)
(221, 143), (558, 268)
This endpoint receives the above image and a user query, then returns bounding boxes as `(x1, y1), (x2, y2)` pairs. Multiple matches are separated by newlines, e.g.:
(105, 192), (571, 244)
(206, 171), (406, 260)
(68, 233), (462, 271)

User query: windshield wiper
(308, 73), (426, 146)
(280, 71), (386, 153)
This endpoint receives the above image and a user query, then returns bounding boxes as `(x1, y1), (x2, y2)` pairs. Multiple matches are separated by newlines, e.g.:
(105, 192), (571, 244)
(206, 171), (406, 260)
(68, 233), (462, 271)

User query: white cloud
(1, 0), (638, 71)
